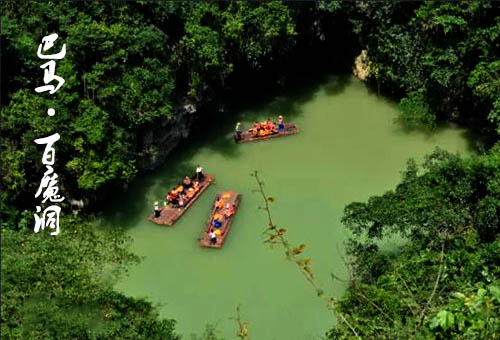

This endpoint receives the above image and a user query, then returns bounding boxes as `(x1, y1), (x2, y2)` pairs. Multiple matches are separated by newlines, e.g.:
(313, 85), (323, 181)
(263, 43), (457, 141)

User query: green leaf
(451, 292), (465, 300)
(489, 285), (500, 302)
(435, 310), (455, 331)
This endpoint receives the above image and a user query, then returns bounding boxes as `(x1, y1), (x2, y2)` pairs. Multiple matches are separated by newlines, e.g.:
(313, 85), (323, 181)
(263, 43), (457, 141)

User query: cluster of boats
(148, 121), (300, 249)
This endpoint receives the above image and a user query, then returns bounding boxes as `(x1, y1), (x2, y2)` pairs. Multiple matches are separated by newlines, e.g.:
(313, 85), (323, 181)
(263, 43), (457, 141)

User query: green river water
(104, 75), (474, 340)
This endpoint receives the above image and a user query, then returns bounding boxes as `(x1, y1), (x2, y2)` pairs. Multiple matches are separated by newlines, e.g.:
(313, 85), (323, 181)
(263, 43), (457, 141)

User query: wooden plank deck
(235, 122), (300, 143)
(148, 174), (214, 226)
(200, 191), (242, 249)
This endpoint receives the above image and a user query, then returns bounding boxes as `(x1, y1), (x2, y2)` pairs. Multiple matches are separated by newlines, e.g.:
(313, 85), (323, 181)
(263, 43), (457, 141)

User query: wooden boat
(200, 191), (242, 248)
(148, 174), (214, 226)
(235, 122), (300, 143)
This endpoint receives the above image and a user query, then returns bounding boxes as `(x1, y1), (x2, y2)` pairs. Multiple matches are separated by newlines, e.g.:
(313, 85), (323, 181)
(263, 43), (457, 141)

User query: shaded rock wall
(138, 100), (200, 171)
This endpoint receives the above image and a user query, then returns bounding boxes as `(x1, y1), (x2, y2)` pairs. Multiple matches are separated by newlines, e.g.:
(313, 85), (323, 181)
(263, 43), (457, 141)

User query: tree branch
(418, 243), (445, 326)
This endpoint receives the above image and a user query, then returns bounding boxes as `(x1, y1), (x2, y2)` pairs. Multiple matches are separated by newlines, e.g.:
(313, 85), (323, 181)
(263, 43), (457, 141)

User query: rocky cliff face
(70, 100), (200, 213)
(353, 50), (371, 81)
(138, 100), (200, 171)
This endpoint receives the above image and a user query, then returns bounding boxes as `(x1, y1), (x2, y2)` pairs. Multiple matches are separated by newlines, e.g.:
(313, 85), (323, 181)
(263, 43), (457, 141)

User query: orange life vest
(217, 199), (225, 209)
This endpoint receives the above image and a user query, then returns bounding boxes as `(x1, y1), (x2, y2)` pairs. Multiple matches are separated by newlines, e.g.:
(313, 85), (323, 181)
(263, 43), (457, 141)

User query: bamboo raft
(200, 191), (242, 249)
(148, 174), (214, 226)
(235, 122), (300, 143)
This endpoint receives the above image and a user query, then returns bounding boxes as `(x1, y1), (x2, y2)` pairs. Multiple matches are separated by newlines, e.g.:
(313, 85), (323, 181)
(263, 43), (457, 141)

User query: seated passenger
(224, 204), (236, 217)
(169, 197), (179, 207)
(267, 119), (278, 134)
(183, 176), (192, 188)
(252, 121), (260, 136)
(258, 126), (269, 136)
(166, 191), (175, 201)
(185, 187), (196, 199)
(192, 180), (200, 192)
(215, 197), (226, 210)
(213, 213), (224, 228)
(167, 190), (178, 206)
(178, 193), (186, 208)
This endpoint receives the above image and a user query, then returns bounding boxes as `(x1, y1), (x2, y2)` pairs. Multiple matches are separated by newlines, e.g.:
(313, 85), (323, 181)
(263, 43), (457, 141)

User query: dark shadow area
(456, 128), (482, 154)
(322, 74), (351, 97)
(391, 119), (480, 155)
(360, 75), (481, 154)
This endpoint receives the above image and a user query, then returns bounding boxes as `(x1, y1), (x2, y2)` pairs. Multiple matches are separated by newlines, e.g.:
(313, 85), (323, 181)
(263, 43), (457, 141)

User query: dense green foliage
(329, 146), (500, 339)
(1, 216), (179, 339)
(3, 1), (499, 225)
(348, 1), (500, 132)
(2, 1), (500, 339)
(1, 1), (296, 338)
(1, 0), (296, 228)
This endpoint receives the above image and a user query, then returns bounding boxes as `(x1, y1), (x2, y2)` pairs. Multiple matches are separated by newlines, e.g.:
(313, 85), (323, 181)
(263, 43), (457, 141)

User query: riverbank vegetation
(2, 1), (499, 339)
(2, 216), (179, 339)
(252, 147), (500, 339)
(329, 146), (500, 338)
(347, 1), (500, 135)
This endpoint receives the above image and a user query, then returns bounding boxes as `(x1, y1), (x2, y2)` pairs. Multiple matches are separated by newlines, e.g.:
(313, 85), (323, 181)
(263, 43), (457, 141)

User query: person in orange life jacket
(266, 118), (278, 134)
(167, 189), (178, 206)
(252, 121), (260, 136)
(213, 213), (224, 228)
(258, 125), (269, 136)
(185, 187), (196, 199)
(214, 197), (226, 210)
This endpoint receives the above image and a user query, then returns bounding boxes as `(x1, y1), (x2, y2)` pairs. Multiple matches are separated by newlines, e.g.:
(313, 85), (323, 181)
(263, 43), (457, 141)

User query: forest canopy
(330, 146), (500, 339)
(1, 1), (499, 339)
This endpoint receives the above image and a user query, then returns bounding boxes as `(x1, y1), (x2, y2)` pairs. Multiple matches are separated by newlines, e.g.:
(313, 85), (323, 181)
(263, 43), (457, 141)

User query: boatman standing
(209, 229), (217, 245)
(196, 164), (204, 182)
(154, 201), (161, 218)
(234, 122), (242, 142)
(277, 115), (285, 132)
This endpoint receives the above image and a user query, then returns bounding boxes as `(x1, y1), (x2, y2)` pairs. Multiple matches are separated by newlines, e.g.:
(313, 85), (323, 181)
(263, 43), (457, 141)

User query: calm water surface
(104, 75), (473, 339)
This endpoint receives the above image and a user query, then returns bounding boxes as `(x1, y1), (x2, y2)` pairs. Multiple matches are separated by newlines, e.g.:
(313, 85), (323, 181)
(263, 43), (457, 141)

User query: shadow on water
(451, 126), (480, 154)
(390, 118), (480, 155)
(359, 77), (480, 155)
(100, 71), (352, 229)
(322, 74), (351, 97)
(194, 71), (352, 155)
(156, 70), (352, 164)
(99, 153), (202, 230)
